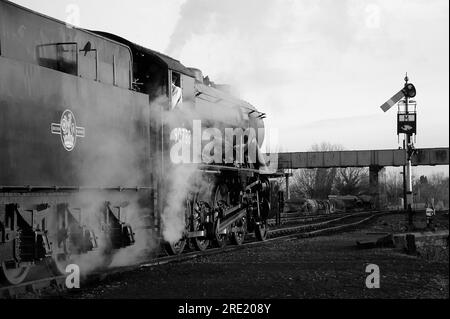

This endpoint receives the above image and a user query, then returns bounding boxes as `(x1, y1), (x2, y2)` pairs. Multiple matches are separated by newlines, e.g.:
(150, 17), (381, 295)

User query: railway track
(0, 210), (394, 298)
(267, 211), (350, 226)
(268, 210), (377, 236)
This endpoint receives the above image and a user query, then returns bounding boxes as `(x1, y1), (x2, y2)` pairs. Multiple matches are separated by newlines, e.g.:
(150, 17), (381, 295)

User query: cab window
(36, 43), (78, 76)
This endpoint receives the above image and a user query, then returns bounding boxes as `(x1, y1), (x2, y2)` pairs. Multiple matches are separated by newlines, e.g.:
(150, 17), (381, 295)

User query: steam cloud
(165, 0), (448, 152)
(47, 90), (157, 275)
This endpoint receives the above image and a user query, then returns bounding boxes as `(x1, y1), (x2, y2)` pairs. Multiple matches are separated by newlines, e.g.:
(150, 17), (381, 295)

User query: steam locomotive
(0, 0), (281, 285)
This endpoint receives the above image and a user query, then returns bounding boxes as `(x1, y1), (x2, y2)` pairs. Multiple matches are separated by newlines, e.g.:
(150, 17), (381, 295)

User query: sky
(9, 0), (450, 175)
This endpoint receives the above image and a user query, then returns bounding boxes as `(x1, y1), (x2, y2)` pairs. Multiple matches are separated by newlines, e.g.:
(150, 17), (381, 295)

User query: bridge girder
(275, 148), (449, 170)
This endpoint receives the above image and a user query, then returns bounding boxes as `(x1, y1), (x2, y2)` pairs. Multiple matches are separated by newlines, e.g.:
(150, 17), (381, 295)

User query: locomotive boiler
(0, 0), (281, 286)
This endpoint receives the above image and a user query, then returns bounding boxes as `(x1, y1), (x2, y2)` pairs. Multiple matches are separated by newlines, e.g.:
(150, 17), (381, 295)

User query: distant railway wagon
(0, 0), (282, 286)
(284, 194), (376, 215)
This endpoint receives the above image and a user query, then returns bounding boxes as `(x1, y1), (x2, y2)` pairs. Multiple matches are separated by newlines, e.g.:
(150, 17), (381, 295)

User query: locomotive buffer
(380, 74), (417, 228)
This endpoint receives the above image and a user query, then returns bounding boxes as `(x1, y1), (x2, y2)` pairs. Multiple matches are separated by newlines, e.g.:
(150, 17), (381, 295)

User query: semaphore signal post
(380, 73), (417, 228)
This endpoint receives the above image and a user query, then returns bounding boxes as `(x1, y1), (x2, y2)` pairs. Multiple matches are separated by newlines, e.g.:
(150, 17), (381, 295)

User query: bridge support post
(285, 173), (290, 200)
(369, 165), (383, 209)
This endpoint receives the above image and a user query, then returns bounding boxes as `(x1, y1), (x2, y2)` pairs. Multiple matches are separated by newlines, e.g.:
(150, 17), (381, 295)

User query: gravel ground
(64, 212), (449, 299)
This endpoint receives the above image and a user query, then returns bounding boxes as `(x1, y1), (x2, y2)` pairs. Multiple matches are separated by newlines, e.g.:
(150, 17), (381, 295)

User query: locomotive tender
(0, 0), (281, 285)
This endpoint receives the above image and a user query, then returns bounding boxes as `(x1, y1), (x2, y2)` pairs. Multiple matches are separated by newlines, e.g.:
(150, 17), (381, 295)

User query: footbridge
(276, 147), (449, 169)
(273, 147), (449, 207)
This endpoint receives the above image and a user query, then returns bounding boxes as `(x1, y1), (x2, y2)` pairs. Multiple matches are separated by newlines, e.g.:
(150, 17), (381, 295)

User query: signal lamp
(402, 83), (416, 98)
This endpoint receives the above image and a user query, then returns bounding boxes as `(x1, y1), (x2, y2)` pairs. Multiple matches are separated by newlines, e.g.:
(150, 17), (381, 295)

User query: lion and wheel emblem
(51, 109), (85, 151)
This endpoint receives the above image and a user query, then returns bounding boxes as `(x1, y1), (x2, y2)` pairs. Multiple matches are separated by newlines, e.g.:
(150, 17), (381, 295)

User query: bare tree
(290, 168), (315, 199)
(290, 142), (342, 199)
(382, 171), (403, 205)
(334, 167), (369, 195)
(288, 142), (376, 199)
(414, 172), (449, 209)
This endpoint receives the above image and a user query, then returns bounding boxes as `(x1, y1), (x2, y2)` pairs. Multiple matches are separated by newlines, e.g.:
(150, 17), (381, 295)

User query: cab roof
(90, 30), (195, 77)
